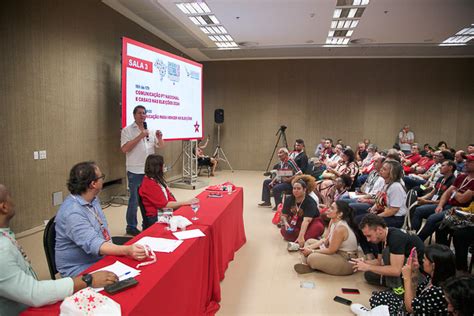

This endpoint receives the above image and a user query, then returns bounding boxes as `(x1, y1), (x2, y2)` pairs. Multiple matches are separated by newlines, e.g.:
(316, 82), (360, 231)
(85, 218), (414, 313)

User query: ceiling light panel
(441, 24), (474, 46)
(327, 0), (370, 45)
(176, 2), (239, 49)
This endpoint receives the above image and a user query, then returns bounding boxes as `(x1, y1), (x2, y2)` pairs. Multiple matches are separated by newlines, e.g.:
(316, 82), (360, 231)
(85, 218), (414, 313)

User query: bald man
(0, 184), (118, 315)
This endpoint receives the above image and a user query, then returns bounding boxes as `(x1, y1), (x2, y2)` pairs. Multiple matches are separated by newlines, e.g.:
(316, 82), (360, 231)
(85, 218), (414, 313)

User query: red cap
(467, 154), (474, 161)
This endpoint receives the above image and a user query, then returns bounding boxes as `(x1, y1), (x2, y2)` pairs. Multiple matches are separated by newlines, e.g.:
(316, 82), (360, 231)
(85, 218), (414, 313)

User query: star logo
(87, 295), (95, 303)
(194, 121), (200, 132)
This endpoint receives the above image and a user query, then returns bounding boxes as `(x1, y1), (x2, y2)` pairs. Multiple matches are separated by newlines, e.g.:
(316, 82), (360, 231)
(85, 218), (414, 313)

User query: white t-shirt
(120, 122), (159, 174)
(386, 182), (408, 216)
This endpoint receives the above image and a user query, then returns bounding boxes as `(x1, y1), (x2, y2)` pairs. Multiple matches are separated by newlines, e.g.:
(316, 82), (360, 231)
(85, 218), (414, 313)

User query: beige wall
(1, 1), (473, 232)
(0, 0), (185, 232)
(202, 59), (474, 171)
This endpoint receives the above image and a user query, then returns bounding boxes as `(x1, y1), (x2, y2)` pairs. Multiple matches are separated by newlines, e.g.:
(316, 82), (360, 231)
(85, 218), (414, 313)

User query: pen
(119, 271), (131, 278)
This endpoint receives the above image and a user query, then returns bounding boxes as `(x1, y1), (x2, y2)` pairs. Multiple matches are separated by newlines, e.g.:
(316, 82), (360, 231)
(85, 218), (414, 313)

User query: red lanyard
(72, 196), (111, 242)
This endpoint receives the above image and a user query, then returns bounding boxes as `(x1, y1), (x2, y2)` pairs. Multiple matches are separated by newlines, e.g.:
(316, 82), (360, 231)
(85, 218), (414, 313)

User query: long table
(22, 187), (245, 316)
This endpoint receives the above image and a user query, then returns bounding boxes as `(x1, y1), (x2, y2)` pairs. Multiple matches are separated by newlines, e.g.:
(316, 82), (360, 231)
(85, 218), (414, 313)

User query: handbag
(439, 207), (474, 231)
(272, 203), (282, 225)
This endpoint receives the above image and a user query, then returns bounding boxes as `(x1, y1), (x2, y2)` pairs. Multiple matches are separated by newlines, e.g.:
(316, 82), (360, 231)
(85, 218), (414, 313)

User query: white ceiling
(103, 0), (474, 61)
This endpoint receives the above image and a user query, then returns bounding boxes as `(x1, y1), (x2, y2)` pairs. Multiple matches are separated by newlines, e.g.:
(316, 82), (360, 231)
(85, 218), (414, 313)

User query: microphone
(143, 122), (149, 141)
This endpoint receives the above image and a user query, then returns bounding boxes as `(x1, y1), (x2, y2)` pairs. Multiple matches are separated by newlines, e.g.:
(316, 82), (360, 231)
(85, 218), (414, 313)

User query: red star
(87, 295), (95, 303)
(74, 297), (79, 303)
(194, 121), (200, 132)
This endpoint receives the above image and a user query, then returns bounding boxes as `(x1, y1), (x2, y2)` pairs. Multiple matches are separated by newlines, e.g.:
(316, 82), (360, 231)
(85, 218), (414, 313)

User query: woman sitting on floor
(139, 154), (198, 229)
(281, 179), (324, 248)
(359, 244), (456, 316)
(294, 201), (359, 276)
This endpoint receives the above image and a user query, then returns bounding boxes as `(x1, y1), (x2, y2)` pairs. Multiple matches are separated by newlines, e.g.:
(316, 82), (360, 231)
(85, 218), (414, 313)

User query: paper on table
(91, 260), (141, 292)
(173, 229), (205, 240)
(135, 236), (183, 253)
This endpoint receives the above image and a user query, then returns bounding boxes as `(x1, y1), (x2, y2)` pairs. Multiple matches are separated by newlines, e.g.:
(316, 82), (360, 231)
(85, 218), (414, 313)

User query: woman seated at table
(139, 154), (198, 229)
(293, 201), (359, 276)
(281, 179), (324, 248)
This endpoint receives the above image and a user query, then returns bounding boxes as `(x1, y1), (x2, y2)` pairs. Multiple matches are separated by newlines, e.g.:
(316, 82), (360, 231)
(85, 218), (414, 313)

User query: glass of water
(191, 201), (200, 221)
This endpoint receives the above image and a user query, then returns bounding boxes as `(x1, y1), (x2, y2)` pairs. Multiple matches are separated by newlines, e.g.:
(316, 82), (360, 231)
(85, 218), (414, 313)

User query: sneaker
(126, 227), (141, 236)
(350, 304), (390, 316)
(294, 263), (313, 274)
(272, 206), (277, 211)
(287, 242), (300, 252)
(258, 202), (272, 208)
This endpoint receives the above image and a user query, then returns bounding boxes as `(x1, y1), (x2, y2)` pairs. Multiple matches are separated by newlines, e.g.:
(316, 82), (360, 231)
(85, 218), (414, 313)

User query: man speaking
(121, 105), (164, 236)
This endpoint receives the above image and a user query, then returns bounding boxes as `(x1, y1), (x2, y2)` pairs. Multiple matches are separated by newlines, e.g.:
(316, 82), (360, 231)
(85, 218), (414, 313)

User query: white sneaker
(350, 304), (390, 316)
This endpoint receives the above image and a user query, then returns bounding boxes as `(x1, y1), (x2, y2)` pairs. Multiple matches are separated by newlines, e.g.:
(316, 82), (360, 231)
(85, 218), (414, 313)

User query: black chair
(43, 216), (58, 280)
(137, 185), (150, 230)
(197, 158), (212, 177)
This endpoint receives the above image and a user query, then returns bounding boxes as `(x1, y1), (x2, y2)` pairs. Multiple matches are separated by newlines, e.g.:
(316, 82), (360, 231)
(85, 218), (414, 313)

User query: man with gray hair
(259, 147), (301, 210)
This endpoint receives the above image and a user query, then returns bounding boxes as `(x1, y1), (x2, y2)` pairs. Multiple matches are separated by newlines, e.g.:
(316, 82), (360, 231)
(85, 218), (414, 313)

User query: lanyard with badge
(72, 196), (111, 242)
(450, 176), (473, 201)
(432, 176), (451, 201)
(2, 231), (38, 278)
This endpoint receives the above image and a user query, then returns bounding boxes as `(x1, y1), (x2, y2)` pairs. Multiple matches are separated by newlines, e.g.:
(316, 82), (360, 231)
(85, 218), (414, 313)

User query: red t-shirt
(448, 173), (474, 206)
(139, 176), (177, 217)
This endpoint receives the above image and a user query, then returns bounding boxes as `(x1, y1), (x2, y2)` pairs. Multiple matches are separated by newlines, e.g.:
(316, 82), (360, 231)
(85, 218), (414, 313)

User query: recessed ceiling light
(209, 15), (220, 24)
(333, 9), (342, 18)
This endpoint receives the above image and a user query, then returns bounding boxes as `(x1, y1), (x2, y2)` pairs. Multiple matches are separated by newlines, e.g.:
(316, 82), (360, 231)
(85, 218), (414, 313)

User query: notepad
(135, 236), (183, 253)
(173, 229), (205, 240)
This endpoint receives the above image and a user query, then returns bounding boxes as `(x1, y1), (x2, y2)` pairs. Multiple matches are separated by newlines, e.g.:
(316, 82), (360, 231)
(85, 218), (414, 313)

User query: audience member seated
(351, 214), (424, 290)
(55, 161), (146, 277)
(468, 144), (474, 155)
(316, 148), (358, 195)
(363, 244), (455, 315)
(289, 139), (308, 174)
(404, 150), (445, 191)
(442, 275), (474, 316)
(320, 138), (335, 163)
(401, 143), (421, 173)
(454, 150), (466, 173)
(355, 142), (368, 162)
(410, 160), (456, 233)
(293, 201), (359, 276)
(385, 148), (401, 162)
(398, 124), (415, 155)
(259, 147), (301, 210)
(324, 143), (344, 168)
(420, 143), (434, 157)
(405, 151), (435, 176)
(417, 154), (474, 242)
(354, 160), (408, 229)
(280, 179), (324, 247)
(356, 144), (380, 187)
(314, 137), (326, 158)
(344, 156), (385, 207)
(436, 201), (474, 271)
(139, 154), (199, 228)
(316, 174), (352, 208)
(0, 184), (118, 315)
(292, 174), (319, 206)
(196, 136), (218, 176)
(437, 141), (448, 151)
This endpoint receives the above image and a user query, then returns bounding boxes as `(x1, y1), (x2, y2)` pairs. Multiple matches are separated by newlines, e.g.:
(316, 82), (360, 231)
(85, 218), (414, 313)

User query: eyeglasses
(95, 174), (106, 181)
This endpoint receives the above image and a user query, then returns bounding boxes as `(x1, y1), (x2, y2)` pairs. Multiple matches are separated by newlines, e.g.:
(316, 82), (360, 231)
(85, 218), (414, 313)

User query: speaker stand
(212, 124), (234, 172)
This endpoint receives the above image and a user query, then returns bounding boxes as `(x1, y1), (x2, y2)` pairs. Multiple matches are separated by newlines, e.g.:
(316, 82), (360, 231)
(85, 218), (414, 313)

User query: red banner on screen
(125, 56), (153, 73)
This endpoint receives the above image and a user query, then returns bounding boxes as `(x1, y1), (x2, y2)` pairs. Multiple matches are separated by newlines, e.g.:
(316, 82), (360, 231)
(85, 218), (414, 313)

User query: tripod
(213, 124), (234, 172)
(265, 125), (288, 173)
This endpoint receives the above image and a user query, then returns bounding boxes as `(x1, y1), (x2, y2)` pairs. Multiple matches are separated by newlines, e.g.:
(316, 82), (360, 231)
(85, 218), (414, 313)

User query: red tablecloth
(22, 223), (220, 316)
(174, 187), (246, 280)
(22, 187), (246, 315)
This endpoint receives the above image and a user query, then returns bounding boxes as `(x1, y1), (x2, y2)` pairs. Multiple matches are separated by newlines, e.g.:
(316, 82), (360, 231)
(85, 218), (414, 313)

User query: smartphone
(104, 277), (138, 294)
(342, 288), (360, 294)
(333, 296), (352, 306)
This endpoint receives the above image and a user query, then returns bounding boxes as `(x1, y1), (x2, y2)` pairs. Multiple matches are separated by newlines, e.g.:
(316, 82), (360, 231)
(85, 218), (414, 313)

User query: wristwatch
(82, 274), (93, 287)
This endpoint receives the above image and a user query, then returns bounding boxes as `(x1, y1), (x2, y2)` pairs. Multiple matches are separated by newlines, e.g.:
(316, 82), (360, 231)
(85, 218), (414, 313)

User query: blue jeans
(417, 205), (451, 241)
(261, 179), (292, 206)
(349, 202), (372, 217)
(403, 176), (425, 191)
(411, 204), (437, 232)
(126, 171), (144, 230)
(355, 174), (368, 188)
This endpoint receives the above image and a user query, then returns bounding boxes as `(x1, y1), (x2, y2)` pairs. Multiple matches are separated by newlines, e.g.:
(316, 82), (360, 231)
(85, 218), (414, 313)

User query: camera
(279, 125), (287, 132)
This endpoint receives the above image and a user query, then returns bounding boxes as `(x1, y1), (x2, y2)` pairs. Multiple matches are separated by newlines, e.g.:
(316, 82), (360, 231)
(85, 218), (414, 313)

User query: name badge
(431, 194), (439, 201)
